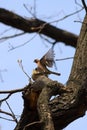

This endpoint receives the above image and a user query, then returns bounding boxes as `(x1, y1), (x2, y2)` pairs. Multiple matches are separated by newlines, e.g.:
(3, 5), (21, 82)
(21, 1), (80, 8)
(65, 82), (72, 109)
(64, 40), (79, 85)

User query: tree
(0, 1), (87, 130)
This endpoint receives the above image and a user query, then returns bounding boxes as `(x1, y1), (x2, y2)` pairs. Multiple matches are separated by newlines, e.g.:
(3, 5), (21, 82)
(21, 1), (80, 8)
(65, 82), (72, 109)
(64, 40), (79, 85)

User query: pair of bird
(32, 47), (60, 81)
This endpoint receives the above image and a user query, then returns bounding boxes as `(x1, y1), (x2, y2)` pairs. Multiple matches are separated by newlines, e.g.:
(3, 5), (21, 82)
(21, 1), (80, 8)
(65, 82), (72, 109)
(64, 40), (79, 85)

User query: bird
(33, 47), (60, 80)
(32, 67), (48, 81)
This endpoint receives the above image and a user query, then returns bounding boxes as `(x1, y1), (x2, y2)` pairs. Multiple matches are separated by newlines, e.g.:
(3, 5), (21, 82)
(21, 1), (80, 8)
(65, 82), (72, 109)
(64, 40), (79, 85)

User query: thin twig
(0, 87), (24, 94)
(23, 120), (43, 130)
(17, 59), (31, 83)
(23, 4), (35, 17)
(39, 34), (56, 44)
(0, 93), (11, 102)
(0, 69), (7, 82)
(34, 0), (37, 17)
(56, 57), (74, 61)
(75, 0), (83, 7)
(0, 116), (15, 122)
(8, 33), (38, 51)
(49, 7), (84, 24)
(0, 27), (12, 36)
(0, 88), (24, 104)
(0, 109), (13, 117)
(5, 101), (18, 123)
(0, 32), (25, 42)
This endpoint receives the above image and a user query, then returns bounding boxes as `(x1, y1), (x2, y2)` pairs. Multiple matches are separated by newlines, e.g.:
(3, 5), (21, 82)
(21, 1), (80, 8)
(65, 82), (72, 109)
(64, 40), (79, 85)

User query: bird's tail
(50, 71), (61, 76)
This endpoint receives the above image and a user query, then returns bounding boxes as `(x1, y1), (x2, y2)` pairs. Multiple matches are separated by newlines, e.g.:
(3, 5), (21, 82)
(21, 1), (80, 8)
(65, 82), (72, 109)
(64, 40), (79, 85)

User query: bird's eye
(34, 59), (37, 63)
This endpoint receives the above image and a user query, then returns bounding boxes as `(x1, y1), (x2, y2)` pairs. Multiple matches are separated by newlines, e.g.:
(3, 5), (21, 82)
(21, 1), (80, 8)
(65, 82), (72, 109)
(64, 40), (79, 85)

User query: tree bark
(50, 14), (87, 129)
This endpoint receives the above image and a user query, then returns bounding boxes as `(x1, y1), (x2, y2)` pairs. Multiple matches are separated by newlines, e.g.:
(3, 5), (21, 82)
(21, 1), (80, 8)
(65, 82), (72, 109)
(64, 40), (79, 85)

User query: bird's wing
(40, 47), (55, 67)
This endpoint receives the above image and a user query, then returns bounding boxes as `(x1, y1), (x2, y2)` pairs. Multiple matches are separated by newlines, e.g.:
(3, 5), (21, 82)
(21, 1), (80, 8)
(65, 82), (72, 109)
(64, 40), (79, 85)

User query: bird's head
(34, 59), (39, 63)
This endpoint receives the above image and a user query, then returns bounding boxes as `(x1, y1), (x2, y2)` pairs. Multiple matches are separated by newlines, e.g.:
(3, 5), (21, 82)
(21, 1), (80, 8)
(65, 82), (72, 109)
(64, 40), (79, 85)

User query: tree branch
(14, 77), (65, 130)
(0, 87), (25, 94)
(82, 0), (87, 14)
(0, 8), (78, 47)
(37, 87), (55, 130)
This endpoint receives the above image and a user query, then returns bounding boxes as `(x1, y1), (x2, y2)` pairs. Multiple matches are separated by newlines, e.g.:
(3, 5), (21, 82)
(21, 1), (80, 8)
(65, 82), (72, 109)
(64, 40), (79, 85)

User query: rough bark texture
(0, 8), (78, 47)
(0, 7), (87, 130)
(14, 76), (66, 130)
(50, 15), (87, 129)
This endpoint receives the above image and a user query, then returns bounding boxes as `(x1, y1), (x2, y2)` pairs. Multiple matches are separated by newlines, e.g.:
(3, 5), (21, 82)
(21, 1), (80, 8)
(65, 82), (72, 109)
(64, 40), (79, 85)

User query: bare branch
(0, 69), (7, 82)
(0, 32), (25, 42)
(17, 59), (32, 84)
(0, 109), (19, 122)
(23, 4), (36, 18)
(8, 33), (38, 51)
(75, 0), (83, 7)
(0, 27), (11, 36)
(56, 57), (74, 61)
(0, 109), (13, 118)
(50, 7), (84, 23)
(0, 87), (24, 94)
(0, 116), (15, 122)
(23, 121), (43, 130)
(17, 59), (30, 79)
(34, 0), (37, 17)
(5, 101), (18, 123)
(0, 8), (78, 47)
(81, 0), (87, 13)
(0, 88), (25, 107)
(0, 93), (11, 102)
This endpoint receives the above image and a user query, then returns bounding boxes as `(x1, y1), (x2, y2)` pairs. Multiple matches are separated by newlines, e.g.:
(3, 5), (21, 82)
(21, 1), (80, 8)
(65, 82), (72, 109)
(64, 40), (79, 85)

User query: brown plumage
(33, 48), (60, 80)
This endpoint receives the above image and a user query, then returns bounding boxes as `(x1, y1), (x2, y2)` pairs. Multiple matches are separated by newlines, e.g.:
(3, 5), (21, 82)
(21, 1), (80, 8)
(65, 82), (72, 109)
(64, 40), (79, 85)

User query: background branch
(0, 8), (78, 47)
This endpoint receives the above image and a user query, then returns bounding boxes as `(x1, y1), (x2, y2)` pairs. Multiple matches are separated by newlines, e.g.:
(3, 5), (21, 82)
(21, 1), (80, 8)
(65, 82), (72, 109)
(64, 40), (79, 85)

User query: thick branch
(14, 77), (65, 130)
(37, 77), (66, 130)
(37, 81), (55, 130)
(0, 8), (78, 47)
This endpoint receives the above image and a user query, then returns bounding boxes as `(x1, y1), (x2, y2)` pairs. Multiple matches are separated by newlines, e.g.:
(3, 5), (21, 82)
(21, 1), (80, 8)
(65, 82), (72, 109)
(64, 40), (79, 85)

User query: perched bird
(33, 47), (60, 80)
(31, 67), (48, 81)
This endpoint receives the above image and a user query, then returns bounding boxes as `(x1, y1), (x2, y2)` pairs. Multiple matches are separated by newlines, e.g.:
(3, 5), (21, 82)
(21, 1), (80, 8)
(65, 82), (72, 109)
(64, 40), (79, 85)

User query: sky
(0, 0), (87, 130)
